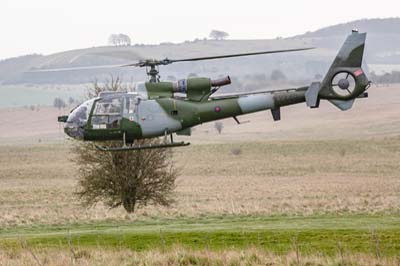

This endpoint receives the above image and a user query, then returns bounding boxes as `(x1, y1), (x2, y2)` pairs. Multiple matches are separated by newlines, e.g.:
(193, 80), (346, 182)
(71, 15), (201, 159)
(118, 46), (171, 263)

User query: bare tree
(74, 78), (177, 213)
(209, 30), (229, 40)
(231, 148), (242, 156)
(108, 33), (131, 46)
(68, 97), (75, 106)
(108, 34), (118, 46)
(119, 34), (131, 46)
(188, 73), (198, 78)
(270, 69), (287, 82)
(53, 97), (66, 110)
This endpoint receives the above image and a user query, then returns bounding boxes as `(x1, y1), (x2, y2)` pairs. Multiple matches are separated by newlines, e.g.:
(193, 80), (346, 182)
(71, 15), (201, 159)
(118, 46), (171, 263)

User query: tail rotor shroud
(331, 72), (357, 97)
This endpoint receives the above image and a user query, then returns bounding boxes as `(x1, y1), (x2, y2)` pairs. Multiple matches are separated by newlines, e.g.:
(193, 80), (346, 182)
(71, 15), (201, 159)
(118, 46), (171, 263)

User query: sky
(0, 0), (399, 60)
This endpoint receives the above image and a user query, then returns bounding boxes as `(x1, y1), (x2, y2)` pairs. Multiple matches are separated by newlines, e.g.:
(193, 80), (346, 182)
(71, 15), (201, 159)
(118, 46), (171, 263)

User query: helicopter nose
(64, 121), (85, 139)
(63, 102), (90, 139)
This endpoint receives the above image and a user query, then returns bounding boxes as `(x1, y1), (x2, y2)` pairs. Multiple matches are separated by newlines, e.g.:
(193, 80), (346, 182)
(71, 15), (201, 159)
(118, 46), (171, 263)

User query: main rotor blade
(27, 47), (315, 72)
(168, 47), (315, 63)
(27, 64), (123, 73)
(121, 62), (146, 67)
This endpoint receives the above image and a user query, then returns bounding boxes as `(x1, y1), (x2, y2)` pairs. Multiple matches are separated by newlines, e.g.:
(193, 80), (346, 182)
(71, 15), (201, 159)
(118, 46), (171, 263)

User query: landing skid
(95, 141), (190, 152)
(95, 132), (190, 152)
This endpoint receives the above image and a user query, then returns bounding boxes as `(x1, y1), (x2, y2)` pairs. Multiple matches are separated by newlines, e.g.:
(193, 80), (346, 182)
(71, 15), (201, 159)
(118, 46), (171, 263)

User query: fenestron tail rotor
(28, 47), (315, 83)
(331, 71), (357, 97)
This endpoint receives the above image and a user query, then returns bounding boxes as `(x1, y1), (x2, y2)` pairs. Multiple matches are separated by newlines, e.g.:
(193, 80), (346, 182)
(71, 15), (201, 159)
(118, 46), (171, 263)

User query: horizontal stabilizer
(328, 99), (355, 111)
(305, 82), (322, 108)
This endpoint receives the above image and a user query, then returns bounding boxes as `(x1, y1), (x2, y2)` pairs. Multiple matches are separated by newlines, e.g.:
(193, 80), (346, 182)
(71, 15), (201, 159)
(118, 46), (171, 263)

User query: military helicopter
(55, 31), (370, 151)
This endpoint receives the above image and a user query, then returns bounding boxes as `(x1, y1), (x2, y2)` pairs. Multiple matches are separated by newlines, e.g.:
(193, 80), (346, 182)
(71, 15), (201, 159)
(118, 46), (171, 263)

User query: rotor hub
(338, 78), (350, 90)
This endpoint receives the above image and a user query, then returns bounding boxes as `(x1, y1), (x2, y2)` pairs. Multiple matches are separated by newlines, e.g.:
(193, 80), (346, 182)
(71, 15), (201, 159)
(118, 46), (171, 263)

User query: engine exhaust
(211, 76), (231, 87)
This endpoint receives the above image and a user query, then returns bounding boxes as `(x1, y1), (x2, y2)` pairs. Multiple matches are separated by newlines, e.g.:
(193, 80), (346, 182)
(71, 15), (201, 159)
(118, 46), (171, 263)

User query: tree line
(107, 29), (230, 47)
(369, 71), (400, 84)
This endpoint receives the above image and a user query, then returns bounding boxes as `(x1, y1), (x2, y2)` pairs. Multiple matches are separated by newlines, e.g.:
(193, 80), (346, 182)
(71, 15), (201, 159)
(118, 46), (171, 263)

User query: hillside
(294, 18), (400, 65)
(2, 38), (318, 85)
(1, 18), (400, 85)
(298, 17), (400, 37)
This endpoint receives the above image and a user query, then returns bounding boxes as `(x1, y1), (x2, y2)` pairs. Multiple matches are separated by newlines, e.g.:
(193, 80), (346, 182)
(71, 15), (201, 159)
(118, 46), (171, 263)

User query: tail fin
(306, 31), (370, 111)
(325, 30), (366, 71)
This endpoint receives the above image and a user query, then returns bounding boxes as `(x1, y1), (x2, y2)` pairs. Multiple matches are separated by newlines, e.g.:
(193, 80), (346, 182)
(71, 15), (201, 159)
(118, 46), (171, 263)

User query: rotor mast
(147, 63), (160, 83)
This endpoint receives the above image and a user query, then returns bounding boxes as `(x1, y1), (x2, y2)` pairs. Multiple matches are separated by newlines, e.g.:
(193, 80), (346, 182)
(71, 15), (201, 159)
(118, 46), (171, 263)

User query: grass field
(1, 215), (400, 265)
(1, 139), (400, 226)
(1, 137), (400, 265)
(2, 215), (400, 252)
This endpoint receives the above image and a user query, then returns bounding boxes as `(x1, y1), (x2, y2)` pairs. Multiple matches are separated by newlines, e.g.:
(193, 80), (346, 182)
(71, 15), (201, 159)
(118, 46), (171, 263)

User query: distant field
(369, 64), (400, 74)
(0, 138), (399, 226)
(0, 84), (86, 108)
(1, 85), (400, 144)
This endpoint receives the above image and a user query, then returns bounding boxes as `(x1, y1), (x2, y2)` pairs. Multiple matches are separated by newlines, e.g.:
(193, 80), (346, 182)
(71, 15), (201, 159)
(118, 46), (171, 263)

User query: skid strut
(96, 133), (190, 152)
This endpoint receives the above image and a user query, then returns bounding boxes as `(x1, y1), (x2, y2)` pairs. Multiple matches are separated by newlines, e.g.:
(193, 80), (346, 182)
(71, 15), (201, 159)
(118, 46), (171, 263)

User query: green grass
(1, 215), (400, 256)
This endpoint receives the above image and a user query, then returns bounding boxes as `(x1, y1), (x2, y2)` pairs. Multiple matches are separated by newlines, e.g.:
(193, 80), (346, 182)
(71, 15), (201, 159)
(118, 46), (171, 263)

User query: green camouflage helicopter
(57, 31), (370, 151)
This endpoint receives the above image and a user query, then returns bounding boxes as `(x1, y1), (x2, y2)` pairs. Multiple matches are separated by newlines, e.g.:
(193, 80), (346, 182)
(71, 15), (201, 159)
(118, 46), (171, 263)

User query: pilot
(109, 99), (122, 113)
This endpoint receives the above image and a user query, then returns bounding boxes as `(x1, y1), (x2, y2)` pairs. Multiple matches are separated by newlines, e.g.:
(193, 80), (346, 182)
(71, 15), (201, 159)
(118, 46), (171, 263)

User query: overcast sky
(0, 0), (399, 60)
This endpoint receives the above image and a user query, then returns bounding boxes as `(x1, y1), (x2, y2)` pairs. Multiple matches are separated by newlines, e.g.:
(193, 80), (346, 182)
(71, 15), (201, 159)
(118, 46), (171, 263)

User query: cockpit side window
(66, 99), (94, 126)
(91, 97), (123, 129)
(126, 97), (136, 114)
(94, 97), (122, 115)
(68, 106), (87, 124)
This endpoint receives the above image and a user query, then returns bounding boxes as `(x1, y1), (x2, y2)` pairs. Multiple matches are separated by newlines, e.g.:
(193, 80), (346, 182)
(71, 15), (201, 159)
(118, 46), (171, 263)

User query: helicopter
(55, 30), (370, 152)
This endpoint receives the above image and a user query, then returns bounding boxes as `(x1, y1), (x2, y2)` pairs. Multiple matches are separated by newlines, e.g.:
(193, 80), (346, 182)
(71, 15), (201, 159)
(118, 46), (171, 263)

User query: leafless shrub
(68, 97), (75, 105)
(214, 121), (224, 134)
(66, 232), (78, 264)
(336, 241), (346, 265)
(53, 97), (66, 110)
(231, 148), (242, 156)
(19, 239), (43, 266)
(87, 76), (127, 99)
(74, 78), (178, 213)
(291, 236), (301, 266)
(371, 229), (381, 259)
(75, 141), (178, 213)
